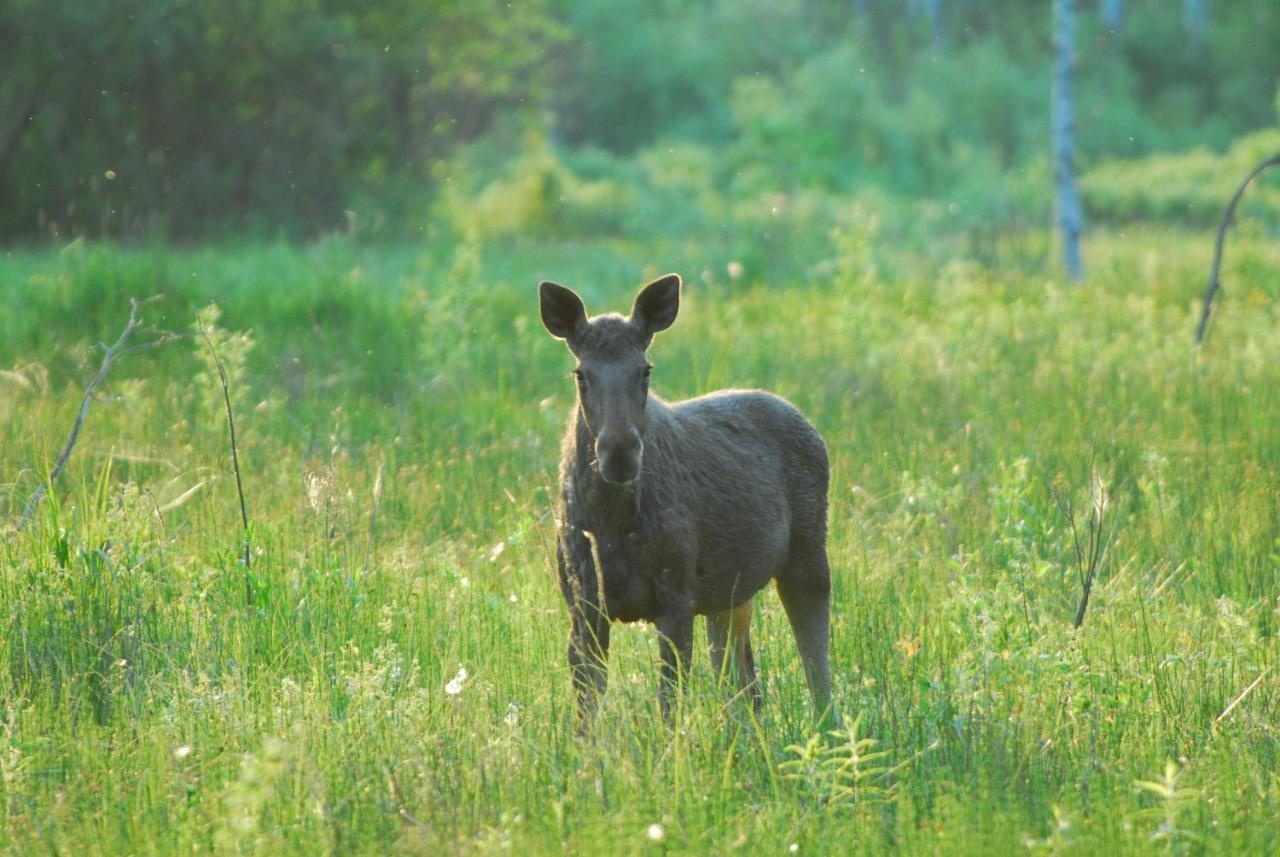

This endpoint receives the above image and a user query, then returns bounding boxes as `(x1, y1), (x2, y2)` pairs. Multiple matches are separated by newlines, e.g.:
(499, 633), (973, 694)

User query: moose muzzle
(595, 428), (643, 484)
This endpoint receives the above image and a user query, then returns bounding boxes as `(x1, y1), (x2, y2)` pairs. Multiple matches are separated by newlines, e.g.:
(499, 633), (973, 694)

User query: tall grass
(0, 226), (1278, 854)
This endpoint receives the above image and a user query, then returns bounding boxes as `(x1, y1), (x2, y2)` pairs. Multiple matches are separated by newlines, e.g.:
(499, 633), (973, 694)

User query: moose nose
(595, 429), (643, 484)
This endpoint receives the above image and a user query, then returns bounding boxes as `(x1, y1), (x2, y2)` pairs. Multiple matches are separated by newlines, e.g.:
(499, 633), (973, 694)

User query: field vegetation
(2, 216), (1278, 853)
(5, 1), (1280, 853)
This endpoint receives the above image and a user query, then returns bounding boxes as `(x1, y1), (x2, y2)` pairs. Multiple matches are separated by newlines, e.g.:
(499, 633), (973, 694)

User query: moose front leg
(655, 610), (694, 720)
(559, 527), (612, 730)
(569, 608), (610, 729)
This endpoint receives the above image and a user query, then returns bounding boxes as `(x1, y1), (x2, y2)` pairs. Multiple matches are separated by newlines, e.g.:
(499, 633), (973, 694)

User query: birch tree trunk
(1183, 0), (1208, 44)
(1101, 0), (1125, 30)
(1052, 0), (1084, 281)
(921, 0), (942, 53)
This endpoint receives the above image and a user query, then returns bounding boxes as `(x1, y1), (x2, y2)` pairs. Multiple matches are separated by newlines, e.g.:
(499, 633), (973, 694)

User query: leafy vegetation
(1, 223), (1278, 852)
(4, 0), (1279, 240)
(4, 1), (1280, 853)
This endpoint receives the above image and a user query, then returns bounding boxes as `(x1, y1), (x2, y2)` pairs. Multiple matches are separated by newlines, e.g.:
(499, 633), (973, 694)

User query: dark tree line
(2, 0), (1276, 241)
(0, 0), (558, 238)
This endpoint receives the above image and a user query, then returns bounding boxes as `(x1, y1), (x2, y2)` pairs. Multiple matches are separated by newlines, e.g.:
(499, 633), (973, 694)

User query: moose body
(540, 274), (835, 724)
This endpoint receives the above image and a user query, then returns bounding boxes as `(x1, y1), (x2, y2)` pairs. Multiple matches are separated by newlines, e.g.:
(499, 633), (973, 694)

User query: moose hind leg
(706, 609), (730, 679)
(706, 601), (762, 708)
(776, 547), (836, 724)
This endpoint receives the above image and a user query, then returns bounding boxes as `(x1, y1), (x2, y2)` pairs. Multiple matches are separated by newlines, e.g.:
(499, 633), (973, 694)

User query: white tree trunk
(1183, 0), (1208, 44)
(1052, 0), (1084, 280)
(919, 0), (942, 53)
(1101, 0), (1125, 30)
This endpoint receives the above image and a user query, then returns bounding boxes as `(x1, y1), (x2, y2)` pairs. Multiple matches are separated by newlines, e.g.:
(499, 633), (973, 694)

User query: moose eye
(643, 365), (653, 380)
(573, 369), (588, 387)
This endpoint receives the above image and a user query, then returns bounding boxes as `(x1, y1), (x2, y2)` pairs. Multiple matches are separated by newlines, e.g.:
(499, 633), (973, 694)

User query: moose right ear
(539, 281), (588, 342)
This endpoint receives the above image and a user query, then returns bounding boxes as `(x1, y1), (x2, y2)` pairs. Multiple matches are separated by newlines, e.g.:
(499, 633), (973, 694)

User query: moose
(539, 273), (836, 726)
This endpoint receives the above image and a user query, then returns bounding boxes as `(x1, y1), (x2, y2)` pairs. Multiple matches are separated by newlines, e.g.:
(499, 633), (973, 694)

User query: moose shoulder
(539, 274), (836, 726)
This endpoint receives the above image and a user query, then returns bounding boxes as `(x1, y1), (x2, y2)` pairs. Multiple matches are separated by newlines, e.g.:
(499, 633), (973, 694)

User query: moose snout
(595, 429), (643, 484)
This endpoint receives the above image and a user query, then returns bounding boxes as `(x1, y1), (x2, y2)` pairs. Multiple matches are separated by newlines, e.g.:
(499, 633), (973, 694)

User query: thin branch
(197, 322), (253, 605)
(14, 300), (143, 531)
(1216, 668), (1269, 723)
(1195, 153), (1280, 343)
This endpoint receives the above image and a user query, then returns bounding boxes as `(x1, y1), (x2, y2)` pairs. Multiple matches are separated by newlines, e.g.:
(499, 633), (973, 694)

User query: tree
(1100, 0), (1125, 30)
(1052, 0), (1084, 280)
(1183, 0), (1209, 44)
(0, 0), (561, 240)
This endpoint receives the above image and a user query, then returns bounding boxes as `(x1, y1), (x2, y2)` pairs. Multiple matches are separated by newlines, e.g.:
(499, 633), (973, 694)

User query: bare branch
(1195, 153), (1280, 343)
(14, 300), (143, 532)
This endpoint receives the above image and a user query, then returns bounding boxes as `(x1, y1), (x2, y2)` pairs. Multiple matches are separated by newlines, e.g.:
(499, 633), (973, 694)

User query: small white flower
(173, 744), (193, 760)
(445, 666), (468, 696)
(789, 845), (799, 854)
(646, 823), (665, 842)
(504, 703), (520, 726)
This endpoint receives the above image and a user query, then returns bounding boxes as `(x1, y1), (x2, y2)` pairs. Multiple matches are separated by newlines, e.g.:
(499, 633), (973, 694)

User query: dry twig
(14, 300), (144, 532)
(1195, 152), (1280, 343)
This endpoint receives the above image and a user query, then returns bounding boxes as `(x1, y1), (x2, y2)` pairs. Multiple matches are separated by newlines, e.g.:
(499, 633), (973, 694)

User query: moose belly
(692, 522), (790, 613)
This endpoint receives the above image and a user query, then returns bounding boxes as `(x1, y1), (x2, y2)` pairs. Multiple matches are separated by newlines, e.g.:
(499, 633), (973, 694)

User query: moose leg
(569, 608), (610, 728)
(706, 609), (731, 678)
(560, 528), (611, 729)
(656, 610), (694, 720)
(776, 547), (837, 726)
(706, 601), (761, 708)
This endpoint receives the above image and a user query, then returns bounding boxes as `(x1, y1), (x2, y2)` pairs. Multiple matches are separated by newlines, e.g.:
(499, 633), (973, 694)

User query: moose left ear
(631, 274), (681, 339)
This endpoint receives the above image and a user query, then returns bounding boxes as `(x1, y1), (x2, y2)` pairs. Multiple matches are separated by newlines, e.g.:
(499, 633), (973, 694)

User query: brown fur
(540, 274), (836, 725)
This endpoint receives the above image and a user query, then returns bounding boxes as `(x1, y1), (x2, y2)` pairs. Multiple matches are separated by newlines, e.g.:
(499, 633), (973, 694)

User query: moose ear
(539, 281), (588, 342)
(631, 274), (681, 338)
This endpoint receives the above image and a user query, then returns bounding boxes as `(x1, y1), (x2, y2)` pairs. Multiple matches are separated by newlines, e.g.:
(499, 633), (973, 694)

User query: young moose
(539, 274), (836, 725)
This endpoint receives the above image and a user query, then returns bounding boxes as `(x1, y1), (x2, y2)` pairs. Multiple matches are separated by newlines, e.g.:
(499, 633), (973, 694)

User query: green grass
(1, 227), (1278, 854)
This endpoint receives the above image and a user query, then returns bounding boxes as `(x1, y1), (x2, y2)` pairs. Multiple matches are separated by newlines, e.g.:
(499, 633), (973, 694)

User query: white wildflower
(445, 666), (468, 696)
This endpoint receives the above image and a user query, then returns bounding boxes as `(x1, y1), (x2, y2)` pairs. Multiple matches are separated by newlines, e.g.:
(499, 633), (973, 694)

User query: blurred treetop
(1, 0), (1276, 240)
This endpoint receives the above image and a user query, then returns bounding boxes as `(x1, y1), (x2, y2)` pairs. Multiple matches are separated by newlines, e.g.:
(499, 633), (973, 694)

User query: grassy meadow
(1, 226), (1279, 854)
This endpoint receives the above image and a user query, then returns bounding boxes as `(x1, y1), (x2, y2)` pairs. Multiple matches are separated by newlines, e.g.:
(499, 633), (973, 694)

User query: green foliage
(778, 715), (902, 810)
(0, 0), (561, 239)
(1083, 128), (1280, 227)
(1134, 760), (1203, 851)
(5, 0), (1280, 241)
(1, 227), (1279, 852)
